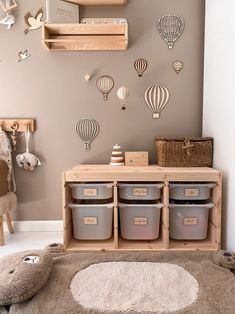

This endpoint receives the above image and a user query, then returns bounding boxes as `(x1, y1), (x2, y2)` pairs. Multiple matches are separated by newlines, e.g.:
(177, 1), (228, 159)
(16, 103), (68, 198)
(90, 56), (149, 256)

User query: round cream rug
(70, 262), (199, 313)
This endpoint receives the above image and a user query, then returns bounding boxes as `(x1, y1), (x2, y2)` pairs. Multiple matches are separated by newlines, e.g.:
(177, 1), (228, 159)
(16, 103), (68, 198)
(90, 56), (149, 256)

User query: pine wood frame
(62, 165), (222, 252)
(42, 23), (128, 51)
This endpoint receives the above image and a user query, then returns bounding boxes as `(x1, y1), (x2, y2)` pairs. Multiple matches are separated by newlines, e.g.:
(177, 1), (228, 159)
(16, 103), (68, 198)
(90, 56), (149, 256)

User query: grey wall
(0, 0), (205, 220)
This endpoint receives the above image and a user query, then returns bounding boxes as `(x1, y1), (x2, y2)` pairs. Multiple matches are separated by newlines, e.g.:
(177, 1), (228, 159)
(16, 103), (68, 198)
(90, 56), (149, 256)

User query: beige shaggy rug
(70, 262), (199, 313)
(9, 251), (235, 314)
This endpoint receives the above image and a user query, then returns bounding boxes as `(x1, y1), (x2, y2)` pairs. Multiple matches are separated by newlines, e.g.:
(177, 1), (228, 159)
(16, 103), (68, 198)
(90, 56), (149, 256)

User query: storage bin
(155, 137), (213, 167)
(118, 183), (163, 200)
(169, 183), (215, 201)
(68, 183), (113, 200)
(69, 203), (113, 240)
(169, 202), (214, 240)
(119, 203), (163, 240)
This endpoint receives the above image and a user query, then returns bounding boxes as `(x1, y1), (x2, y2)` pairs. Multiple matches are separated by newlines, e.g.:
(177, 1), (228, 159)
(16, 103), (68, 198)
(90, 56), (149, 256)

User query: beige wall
(0, 0), (205, 220)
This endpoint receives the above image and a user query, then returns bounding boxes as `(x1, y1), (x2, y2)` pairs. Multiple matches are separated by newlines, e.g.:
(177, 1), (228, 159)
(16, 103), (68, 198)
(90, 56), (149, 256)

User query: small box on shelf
(125, 152), (149, 166)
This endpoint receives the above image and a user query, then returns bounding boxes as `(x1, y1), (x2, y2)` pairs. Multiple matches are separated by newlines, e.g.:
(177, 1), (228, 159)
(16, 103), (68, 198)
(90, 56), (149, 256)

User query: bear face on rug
(1, 251), (234, 314)
(1, 247), (235, 314)
(0, 242), (66, 306)
(0, 250), (53, 305)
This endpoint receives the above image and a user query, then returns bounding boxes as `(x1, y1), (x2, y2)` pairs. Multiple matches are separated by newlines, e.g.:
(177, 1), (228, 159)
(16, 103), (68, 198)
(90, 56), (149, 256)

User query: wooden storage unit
(63, 165), (222, 252)
(42, 23), (128, 51)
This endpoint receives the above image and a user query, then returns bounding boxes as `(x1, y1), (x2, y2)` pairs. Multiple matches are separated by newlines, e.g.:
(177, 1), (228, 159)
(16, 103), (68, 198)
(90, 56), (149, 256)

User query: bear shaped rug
(1, 248), (235, 314)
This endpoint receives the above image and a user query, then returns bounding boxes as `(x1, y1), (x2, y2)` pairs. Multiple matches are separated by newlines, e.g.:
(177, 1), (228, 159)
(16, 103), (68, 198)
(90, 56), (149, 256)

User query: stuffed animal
(16, 126), (41, 171)
(214, 250), (235, 271)
(0, 243), (64, 305)
(16, 152), (41, 171)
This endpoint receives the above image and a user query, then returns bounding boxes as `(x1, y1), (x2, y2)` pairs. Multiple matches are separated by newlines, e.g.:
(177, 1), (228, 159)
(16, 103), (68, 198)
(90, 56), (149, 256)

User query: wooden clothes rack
(0, 119), (35, 150)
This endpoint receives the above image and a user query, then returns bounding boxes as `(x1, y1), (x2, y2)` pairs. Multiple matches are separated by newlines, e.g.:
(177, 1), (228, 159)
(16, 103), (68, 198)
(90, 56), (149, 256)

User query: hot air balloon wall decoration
(172, 60), (184, 74)
(134, 58), (148, 77)
(75, 118), (100, 151)
(144, 84), (170, 119)
(157, 15), (185, 50)
(117, 86), (129, 110)
(96, 75), (114, 100)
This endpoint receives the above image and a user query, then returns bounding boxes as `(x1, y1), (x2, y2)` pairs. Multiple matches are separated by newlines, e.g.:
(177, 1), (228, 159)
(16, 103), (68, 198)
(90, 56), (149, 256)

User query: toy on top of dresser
(125, 151), (149, 166)
(110, 144), (124, 166)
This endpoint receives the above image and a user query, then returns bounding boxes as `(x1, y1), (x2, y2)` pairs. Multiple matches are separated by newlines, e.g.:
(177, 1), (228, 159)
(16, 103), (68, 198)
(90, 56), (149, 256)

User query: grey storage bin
(169, 203), (214, 240)
(69, 183), (113, 200)
(119, 203), (163, 240)
(169, 183), (215, 201)
(69, 203), (113, 240)
(118, 183), (163, 200)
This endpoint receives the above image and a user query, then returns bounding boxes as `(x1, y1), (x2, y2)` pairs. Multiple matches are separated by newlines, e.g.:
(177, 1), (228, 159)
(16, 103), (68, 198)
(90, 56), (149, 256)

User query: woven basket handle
(182, 138), (194, 156)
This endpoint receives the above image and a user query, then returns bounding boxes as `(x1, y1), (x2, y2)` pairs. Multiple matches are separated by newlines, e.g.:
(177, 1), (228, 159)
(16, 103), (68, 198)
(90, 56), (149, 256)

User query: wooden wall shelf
(66, 0), (127, 5)
(62, 165), (222, 252)
(0, 119), (35, 132)
(42, 23), (128, 51)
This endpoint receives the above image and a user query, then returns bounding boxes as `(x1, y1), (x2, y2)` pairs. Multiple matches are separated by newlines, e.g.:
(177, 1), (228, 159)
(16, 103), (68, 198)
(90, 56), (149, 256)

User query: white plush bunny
(16, 126), (41, 171)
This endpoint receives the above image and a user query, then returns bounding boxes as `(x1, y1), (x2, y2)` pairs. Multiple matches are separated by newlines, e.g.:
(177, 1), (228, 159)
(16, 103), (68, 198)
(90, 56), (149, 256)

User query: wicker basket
(155, 137), (213, 167)
(0, 160), (8, 197)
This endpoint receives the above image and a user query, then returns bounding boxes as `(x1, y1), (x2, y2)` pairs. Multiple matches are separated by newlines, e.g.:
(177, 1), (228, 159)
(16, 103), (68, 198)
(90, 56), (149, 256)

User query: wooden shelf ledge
(42, 23), (128, 51)
(66, 0), (127, 5)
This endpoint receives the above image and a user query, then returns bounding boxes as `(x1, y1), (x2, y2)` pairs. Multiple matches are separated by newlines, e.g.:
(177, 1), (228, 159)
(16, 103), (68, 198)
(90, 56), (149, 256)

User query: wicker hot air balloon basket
(155, 137), (213, 167)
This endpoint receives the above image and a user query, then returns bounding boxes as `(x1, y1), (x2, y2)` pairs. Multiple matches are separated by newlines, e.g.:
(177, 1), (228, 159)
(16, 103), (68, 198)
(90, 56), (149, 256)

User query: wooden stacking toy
(110, 144), (124, 166)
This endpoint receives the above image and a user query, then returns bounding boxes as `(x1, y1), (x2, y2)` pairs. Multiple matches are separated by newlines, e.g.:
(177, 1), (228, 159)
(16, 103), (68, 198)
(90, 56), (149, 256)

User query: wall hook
(10, 121), (19, 151)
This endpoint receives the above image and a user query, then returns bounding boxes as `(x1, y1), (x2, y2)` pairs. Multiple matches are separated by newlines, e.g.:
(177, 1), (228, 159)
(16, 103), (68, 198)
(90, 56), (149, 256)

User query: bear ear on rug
(0, 243), (64, 306)
(214, 250), (235, 270)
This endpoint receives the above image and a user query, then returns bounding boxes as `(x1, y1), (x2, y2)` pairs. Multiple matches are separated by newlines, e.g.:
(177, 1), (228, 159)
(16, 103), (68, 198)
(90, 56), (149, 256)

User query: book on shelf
(46, 0), (79, 24)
